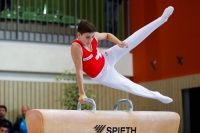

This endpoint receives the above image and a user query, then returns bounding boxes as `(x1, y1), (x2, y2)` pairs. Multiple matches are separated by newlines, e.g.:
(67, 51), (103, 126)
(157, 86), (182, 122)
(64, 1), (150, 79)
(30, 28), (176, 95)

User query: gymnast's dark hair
(77, 19), (96, 34)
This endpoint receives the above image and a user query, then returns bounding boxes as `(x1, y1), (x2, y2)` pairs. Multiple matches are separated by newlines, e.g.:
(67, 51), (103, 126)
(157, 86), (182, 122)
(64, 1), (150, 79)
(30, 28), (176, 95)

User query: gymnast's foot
(161, 6), (174, 21)
(154, 92), (173, 104)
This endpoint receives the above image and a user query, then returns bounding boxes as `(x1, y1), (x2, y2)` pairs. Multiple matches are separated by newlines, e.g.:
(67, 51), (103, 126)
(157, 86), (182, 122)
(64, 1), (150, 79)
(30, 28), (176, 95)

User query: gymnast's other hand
(78, 94), (88, 104)
(118, 41), (128, 48)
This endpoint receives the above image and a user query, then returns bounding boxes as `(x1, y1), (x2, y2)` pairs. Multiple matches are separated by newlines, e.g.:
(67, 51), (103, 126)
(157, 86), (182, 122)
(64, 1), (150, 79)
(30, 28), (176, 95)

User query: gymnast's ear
(77, 32), (81, 37)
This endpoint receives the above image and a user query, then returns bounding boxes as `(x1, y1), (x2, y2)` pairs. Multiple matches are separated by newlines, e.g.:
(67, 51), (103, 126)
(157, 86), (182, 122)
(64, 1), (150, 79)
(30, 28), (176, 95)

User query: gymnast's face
(77, 32), (95, 46)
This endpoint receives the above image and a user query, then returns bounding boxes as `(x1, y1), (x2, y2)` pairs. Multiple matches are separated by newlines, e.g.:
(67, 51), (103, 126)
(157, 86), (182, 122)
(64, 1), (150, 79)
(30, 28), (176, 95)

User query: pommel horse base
(26, 99), (180, 133)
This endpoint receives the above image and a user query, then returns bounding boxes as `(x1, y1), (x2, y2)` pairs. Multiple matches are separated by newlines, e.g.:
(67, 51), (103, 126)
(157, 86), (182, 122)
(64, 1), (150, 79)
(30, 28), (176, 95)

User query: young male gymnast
(71, 6), (174, 104)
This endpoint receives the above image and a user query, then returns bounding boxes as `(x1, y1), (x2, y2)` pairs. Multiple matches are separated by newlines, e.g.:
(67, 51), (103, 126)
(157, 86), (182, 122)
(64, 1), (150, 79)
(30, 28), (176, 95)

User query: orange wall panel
(129, 0), (200, 82)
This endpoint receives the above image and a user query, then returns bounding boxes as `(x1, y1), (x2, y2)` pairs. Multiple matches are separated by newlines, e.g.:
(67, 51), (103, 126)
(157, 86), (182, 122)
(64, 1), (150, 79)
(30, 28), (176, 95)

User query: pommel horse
(26, 99), (180, 133)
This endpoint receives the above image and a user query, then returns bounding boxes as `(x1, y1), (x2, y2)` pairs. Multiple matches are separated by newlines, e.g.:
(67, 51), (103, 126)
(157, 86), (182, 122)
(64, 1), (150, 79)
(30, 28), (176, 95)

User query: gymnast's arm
(71, 43), (87, 104)
(95, 32), (128, 48)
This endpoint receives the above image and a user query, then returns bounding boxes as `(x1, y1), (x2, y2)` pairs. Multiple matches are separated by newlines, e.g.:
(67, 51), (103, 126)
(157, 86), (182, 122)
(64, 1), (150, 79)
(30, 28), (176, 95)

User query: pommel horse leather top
(26, 99), (180, 133)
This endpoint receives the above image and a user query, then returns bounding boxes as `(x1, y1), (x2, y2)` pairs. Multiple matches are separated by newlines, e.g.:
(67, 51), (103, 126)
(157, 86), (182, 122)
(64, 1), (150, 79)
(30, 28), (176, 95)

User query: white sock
(154, 92), (173, 104)
(161, 6), (174, 21)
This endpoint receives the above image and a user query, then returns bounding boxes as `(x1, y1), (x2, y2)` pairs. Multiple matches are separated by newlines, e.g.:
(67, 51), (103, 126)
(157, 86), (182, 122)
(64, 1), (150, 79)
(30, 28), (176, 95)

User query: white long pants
(92, 16), (173, 104)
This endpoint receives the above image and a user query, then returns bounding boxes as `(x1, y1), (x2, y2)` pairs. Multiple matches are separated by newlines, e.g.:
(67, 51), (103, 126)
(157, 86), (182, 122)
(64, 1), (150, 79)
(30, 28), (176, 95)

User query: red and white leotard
(72, 37), (105, 78)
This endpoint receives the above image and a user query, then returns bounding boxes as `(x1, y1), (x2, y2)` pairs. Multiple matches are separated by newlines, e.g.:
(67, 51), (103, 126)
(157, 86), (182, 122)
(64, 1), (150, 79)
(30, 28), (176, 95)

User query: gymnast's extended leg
(95, 6), (174, 104)
(97, 67), (173, 104)
(104, 6), (174, 64)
